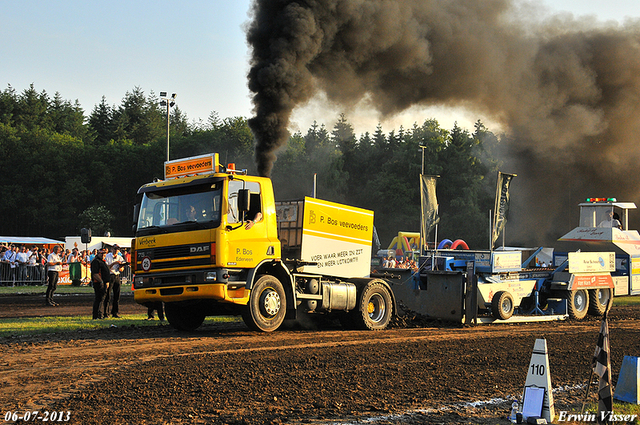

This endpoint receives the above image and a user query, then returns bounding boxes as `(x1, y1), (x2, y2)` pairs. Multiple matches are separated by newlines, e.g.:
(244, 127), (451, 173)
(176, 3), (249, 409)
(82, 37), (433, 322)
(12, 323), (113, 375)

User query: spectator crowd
(0, 243), (131, 287)
(382, 254), (419, 272)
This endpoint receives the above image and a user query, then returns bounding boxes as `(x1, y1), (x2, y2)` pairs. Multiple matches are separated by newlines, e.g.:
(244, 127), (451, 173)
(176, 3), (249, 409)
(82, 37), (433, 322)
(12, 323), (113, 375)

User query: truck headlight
(205, 271), (217, 282)
(134, 276), (144, 288)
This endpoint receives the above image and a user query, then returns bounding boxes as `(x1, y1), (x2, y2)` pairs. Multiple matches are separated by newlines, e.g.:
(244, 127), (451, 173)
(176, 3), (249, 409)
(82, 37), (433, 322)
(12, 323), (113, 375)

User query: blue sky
(2, 0), (639, 134)
(2, 0), (253, 124)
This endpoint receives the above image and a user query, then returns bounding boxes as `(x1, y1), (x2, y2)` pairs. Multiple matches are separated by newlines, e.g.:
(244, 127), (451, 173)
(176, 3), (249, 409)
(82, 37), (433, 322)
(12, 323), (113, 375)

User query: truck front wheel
(353, 281), (392, 330)
(165, 303), (206, 331)
(566, 289), (589, 320)
(588, 288), (612, 316)
(491, 291), (514, 320)
(242, 275), (286, 332)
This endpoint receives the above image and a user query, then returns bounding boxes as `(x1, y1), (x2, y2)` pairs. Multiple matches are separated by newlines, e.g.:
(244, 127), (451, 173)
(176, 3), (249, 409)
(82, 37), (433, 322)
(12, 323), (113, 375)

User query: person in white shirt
(104, 245), (124, 318)
(46, 246), (64, 306)
(598, 209), (622, 229)
(28, 246), (40, 283)
(16, 246), (29, 283)
(3, 246), (18, 285)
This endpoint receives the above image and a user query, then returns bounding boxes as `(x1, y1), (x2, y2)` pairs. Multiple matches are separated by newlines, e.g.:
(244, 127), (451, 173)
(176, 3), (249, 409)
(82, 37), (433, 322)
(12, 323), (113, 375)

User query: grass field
(612, 296), (640, 306)
(0, 314), (241, 338)
(0, 285), (241, 338)
(0, 314), (164, 337)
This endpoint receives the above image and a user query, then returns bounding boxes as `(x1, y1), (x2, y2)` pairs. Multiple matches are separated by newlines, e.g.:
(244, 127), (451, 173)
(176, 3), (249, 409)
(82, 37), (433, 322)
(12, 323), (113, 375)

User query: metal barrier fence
(0, 262), (133, 287)
(120, 265), (132, 285)
(0, 262), (46, 286)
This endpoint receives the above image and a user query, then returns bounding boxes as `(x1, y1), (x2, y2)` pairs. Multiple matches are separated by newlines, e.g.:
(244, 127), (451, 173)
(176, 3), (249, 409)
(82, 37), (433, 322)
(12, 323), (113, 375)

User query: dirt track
(1, 293), (639, 425)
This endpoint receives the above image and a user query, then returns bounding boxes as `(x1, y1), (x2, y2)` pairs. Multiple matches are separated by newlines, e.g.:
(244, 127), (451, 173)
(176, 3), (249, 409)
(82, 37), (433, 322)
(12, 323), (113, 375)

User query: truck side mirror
(132, 204), (140, 233)
(237, 189), (250, 215)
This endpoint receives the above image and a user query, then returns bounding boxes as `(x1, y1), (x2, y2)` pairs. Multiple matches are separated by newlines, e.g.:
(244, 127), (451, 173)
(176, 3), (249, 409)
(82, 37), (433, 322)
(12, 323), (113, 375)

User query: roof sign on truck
(164, 153), (219, 179)
(300, 197), (374, 279)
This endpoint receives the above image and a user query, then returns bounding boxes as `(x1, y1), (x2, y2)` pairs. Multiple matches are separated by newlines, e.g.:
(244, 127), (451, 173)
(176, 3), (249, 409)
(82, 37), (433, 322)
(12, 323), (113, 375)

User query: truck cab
(556, 198), (640, 297)
(132, 154), (284, 329)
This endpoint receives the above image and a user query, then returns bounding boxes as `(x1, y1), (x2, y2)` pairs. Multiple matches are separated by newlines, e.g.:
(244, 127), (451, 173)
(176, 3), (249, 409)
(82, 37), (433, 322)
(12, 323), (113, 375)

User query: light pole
(159, 92), (176, 161)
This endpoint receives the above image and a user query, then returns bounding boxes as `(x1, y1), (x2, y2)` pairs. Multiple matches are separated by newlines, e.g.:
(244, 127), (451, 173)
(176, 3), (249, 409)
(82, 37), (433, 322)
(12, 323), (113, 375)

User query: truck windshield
(136, 182), (222, 233)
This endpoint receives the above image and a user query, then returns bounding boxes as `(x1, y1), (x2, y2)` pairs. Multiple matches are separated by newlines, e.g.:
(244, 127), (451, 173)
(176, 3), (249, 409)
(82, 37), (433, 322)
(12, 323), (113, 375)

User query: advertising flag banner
(492, 172), (516, 247)
(421, 175), (439, 245)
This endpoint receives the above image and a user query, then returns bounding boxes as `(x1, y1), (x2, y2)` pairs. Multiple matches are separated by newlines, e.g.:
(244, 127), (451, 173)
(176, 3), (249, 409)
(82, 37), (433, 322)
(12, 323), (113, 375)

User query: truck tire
(242, 275), (286, 332)
(352, 281), (392, 330)
(491, 291), (514, 320)
(566, 289), (589, 320)
(588, 288), (612, 316)
(164, 303), (206, 331)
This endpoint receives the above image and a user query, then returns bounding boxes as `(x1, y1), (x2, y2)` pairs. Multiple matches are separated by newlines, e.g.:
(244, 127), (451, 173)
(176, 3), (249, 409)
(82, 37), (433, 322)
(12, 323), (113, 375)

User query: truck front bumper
(134, 282), (249, 305)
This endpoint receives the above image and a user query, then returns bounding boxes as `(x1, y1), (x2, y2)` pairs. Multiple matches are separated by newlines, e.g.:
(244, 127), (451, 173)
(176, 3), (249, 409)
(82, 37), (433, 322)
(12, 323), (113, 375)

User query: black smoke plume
(247, 0), (640, 244)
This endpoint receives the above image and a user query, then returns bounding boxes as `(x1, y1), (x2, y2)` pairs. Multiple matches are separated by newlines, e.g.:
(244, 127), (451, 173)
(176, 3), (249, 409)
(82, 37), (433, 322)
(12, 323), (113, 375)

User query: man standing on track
(104, 245), (124, 318)
(90, 248), (111, 319)
(45, 246), (63, 306)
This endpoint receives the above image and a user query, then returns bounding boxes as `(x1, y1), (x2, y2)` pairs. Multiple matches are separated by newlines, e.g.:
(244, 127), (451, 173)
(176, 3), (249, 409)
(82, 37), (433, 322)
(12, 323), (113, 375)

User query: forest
(0, 84), (505, 249)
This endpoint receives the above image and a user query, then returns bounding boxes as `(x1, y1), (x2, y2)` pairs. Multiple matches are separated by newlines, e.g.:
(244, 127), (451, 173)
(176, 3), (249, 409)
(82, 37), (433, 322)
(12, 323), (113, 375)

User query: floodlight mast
(159, 92), (177, 161)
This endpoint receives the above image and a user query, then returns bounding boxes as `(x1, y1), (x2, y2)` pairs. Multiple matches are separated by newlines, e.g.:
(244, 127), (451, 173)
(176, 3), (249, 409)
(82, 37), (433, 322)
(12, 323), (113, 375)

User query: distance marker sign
(300, 197), (374, 279)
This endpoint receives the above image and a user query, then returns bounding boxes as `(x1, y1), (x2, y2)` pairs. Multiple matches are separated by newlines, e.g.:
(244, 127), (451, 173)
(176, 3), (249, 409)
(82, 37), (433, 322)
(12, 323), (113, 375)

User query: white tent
(65, 236), (131, 252)
(0, 236), (63, 246)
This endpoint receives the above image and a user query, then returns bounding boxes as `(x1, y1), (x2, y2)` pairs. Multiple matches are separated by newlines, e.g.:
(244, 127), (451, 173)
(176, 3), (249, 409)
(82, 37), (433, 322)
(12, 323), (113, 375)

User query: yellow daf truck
(132, 153), (393, 332)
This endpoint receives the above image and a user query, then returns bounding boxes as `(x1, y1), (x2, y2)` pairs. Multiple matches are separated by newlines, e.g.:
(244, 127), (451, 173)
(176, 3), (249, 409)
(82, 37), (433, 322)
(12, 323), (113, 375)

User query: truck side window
(247, 192), (262, 221)
(228, 181), (262, 224)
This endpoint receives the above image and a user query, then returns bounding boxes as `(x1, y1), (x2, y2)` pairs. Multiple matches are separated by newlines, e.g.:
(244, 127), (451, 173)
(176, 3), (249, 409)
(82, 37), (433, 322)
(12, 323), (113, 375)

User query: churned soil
(0, 293), (639, 425)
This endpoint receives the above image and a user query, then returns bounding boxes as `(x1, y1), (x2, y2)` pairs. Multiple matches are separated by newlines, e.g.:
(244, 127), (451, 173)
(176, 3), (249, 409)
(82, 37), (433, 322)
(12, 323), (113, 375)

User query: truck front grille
(136, 242), (211, 272)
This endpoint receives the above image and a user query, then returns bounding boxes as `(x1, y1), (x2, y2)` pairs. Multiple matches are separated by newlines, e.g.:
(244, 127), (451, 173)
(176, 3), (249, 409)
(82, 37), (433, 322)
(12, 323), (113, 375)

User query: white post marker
(522, 338), (555, 423)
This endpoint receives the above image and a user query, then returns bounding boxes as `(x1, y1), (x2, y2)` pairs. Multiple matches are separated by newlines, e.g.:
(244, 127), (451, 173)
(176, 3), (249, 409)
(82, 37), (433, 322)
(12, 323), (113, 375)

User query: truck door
(226, 180), (267, 268)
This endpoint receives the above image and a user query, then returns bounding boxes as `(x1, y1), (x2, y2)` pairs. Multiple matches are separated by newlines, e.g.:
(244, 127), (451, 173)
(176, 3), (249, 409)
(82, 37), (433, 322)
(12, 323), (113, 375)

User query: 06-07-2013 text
(3, 411), (71, 422)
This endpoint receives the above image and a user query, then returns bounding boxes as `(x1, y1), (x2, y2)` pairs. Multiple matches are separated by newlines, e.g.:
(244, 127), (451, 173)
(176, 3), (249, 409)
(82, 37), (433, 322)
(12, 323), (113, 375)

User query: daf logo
(190, 245), (210, 253)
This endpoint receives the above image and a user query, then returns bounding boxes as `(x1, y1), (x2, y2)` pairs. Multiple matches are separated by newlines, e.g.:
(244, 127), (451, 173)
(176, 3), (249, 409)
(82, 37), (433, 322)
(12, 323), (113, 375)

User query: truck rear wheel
(352, 281), (392, 330)
(566, 289), (589, 320)
(588, 288), (612, 316)
(491, 291), (514, 320)
(164, 303), (206, 331)
(242, 275), (286, 332)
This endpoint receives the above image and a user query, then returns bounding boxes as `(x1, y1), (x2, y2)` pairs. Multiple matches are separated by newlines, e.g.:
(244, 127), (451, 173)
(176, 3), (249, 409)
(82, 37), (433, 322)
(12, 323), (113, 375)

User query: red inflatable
(450, 239), (469, 250)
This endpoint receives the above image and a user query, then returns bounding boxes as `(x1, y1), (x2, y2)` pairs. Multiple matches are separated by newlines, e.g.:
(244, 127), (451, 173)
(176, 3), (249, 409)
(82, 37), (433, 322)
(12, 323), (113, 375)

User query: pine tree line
(0, 85), (503, 248)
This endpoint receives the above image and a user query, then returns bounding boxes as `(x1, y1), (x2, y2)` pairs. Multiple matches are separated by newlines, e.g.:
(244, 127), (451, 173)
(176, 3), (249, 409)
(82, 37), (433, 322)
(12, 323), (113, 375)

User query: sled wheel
(491, 291), (514, 320)
(566, 289), (589, 320)
(242, 275), (286, 332)
(352, 281), (392, 330)
(588, 288), (612, 316)
(164, 303), (206, 331)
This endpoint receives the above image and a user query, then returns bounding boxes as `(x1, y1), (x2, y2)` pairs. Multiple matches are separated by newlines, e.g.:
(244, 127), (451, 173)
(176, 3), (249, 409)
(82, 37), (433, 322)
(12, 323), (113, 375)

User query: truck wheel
(353, 281), (392, 330)
(164, 303), (206, 331)
(588, 288), (612, 316)
(491, 291), (514, 320)
(566, 289), (589, 320)
(242, 275), (286, 332)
